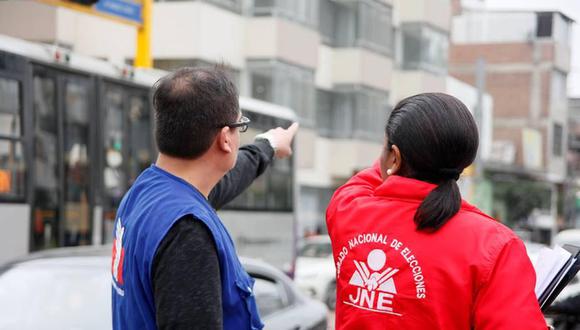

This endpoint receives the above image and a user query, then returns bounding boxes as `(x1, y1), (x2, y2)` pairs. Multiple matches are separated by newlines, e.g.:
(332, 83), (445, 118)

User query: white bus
(0, 34), (297, 269)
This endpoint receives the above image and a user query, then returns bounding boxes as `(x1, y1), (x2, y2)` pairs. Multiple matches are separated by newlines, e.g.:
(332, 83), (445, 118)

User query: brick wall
(450, 43), (534, 65)
(452, 71), (533, 118)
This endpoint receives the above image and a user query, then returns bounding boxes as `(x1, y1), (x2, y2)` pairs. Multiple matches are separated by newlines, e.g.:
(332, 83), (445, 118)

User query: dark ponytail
(414, 179), (461, 231)
(385, 93), (478, 232)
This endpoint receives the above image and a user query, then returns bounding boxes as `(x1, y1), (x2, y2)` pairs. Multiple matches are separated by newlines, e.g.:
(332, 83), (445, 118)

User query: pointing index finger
(287, 122), (299, 136)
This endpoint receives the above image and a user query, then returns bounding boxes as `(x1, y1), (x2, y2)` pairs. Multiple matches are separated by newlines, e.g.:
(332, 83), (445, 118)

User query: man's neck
(155, 153), (222, 198)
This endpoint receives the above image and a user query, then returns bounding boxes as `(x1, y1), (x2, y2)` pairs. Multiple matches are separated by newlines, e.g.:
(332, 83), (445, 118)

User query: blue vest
(111, 165), (264, 330)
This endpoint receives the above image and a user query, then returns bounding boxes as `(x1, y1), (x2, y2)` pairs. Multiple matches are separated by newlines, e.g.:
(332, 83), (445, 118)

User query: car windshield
(299, 241), (332, 258)
(0, 258), (111, 330)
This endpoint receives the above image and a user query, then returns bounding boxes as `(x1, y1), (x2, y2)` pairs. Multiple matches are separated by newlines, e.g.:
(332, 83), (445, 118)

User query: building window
(536, 12), (553, 38)
(205, 0), (242, 12)
(155, 0), (242, 13)
(551, 70), (567, 112)
(553, 123), (563, 157)
(319, 0), (393, 56)
(357, 0), (392, 54)
(251, 0), (318, 27)
(352, 86), (389, 140)
(248, 60), (315, 127)
(318, 0), (336, 45)
(0, 77), (25, 201)
(316, 86), (389, 141)
(316, 89), (333, 137)
(401, 23), (449, 75)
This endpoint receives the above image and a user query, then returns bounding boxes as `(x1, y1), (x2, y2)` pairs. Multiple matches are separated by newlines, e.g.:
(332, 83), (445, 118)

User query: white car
(294, 235), (337, 310)
(554, 229), (580, 248)
(0, 246), (328, 330)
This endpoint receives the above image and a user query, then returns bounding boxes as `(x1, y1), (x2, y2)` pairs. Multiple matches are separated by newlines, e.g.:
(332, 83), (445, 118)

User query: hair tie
(438, 168), (461, 181)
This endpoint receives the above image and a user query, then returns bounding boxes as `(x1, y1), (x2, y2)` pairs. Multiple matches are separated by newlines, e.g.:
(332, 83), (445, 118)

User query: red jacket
(326, 164), (546, 329)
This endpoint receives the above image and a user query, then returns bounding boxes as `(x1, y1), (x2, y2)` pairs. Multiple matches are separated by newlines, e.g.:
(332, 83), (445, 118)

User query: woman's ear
(389, 144), (402, 175)
(216, 126), (233, 153)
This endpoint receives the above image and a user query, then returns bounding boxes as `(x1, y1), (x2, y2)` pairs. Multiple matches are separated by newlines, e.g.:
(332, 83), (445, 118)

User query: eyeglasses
(222, 116), (250, 133)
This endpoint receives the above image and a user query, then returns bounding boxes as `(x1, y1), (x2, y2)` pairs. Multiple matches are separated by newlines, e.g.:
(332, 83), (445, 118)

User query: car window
(252, 275), (291, 317)
(0, 260), (111, 330)
(299, 241), (332, 258)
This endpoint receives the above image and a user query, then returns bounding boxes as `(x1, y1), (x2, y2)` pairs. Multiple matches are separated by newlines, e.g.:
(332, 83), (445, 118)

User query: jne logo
(111, 218), (126, 296)
(344, 249), (401, 316)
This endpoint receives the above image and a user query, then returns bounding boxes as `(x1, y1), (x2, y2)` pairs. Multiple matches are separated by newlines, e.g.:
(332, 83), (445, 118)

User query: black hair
(152, 66), (239, 159)
(385, 93), (479, 232)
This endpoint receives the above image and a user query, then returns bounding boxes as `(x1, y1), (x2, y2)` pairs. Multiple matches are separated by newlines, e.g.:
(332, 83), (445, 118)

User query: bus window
(128, 94), (152, 183)
(0, 77), (25, 200)
(224, 111), (293, 211)
(268, 163), (292, 210)
(0, 141), (24, 196)
(102, 89), (151, 244)
(0, 78), (21, 138)
(63, 78), (91, 247)
(102, 86), (127, 243)
(32, 74), (58, 250)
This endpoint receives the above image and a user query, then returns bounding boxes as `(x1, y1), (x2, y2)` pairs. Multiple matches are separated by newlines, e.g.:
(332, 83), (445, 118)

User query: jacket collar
(374, 175), (476, 211)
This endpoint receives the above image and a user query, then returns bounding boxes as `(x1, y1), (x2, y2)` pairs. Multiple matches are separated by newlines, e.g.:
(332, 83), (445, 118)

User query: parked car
(0, 246), (327, 330)
(294, 235), (336, 310)
(554, 229), (580, 248)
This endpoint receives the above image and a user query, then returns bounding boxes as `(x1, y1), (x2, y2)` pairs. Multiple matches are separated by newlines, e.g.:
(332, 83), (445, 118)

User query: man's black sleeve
(152, 216), (222, 330)
(208, 140), (274, 210)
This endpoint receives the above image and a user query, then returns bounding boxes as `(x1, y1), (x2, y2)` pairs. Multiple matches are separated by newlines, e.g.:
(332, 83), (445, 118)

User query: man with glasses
(112, 66), (298, 330)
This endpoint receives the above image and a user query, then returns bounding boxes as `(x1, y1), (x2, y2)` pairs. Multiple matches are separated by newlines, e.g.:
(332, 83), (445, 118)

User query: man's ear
(216, 126), (233, 153)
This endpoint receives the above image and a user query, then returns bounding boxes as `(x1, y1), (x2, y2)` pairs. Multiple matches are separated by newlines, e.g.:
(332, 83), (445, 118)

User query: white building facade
(0, 0), (488, 236)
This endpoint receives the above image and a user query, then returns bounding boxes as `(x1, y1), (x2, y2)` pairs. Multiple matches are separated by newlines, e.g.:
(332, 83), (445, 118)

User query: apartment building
(0, 0), (494, 239)
(567, 97), (580, 228)
(450, 3), (574, 242)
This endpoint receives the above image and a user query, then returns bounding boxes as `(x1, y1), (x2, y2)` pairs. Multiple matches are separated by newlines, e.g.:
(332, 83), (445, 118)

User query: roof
(462, 8), (575, 23)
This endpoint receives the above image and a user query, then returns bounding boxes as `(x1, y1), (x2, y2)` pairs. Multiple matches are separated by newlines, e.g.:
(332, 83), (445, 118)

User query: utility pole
(474, 57), (486, 179)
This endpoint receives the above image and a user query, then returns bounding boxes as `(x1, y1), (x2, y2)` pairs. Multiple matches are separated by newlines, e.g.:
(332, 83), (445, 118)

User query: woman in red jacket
(326, 93), (546, 329)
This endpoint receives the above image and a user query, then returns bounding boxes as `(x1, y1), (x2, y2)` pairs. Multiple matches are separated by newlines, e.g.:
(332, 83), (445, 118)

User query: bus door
(31, 65), (96, 250)
(99, 81), (152, 243)
(0, 51), (29, 262)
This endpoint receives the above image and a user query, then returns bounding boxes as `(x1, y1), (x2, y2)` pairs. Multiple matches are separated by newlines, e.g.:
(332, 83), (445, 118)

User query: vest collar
(150, 164), (208, 201)
(374, 175), (476, 211)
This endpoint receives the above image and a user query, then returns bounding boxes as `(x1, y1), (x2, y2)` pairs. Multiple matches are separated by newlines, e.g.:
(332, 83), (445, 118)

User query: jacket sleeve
(473, 237), (547, 330)
(326, 161), (383, 221)
(208, 140), (274, 210)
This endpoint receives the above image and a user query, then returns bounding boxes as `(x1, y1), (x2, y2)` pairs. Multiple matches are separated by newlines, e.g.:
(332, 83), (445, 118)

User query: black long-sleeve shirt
(152, 141), (274, 330)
